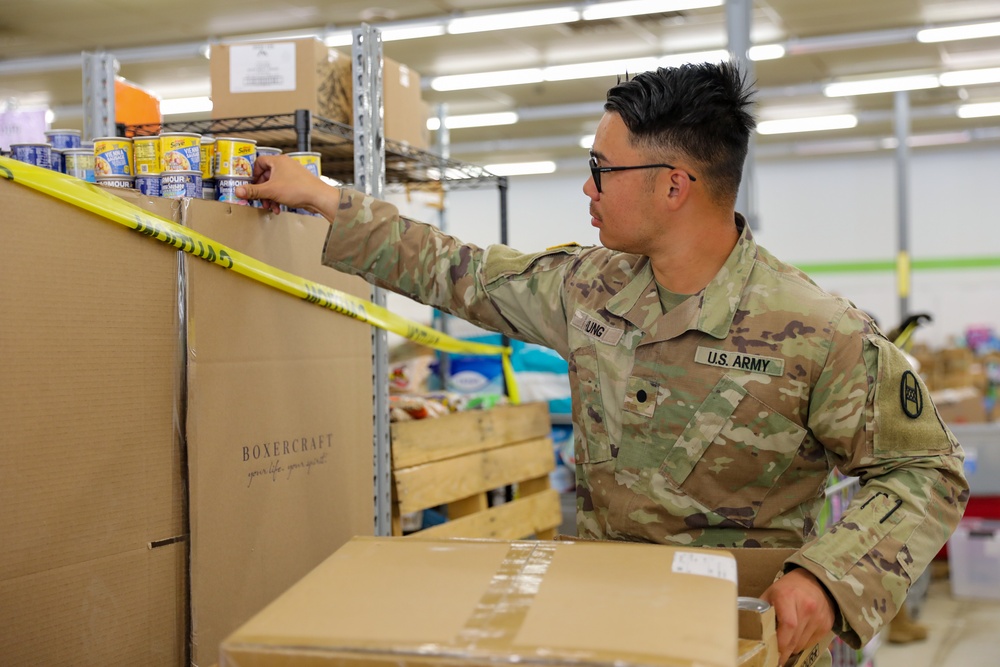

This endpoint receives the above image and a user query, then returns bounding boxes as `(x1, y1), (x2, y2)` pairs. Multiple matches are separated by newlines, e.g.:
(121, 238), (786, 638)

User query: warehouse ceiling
(2, 0), (1000, 168)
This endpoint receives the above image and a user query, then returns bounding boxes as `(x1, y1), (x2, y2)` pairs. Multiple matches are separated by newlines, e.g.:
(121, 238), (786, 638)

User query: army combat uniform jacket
(321, 189), (968, 649)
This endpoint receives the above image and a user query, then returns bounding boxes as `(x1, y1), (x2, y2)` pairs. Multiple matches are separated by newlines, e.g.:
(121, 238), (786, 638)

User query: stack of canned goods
(6, 129), (325, 209)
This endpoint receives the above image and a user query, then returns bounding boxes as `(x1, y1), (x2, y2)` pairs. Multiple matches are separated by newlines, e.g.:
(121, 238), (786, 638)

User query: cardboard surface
(0, 180), (186, 665)
(1, 179), (375, 666)
(220, 537), (740, 667)
(181, 198), (374, 666)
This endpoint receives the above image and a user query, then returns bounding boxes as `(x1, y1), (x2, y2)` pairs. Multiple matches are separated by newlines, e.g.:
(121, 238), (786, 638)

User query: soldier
(238, 61), (968, 665)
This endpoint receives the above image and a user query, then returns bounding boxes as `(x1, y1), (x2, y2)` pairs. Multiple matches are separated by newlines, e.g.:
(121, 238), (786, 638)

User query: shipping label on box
(229, 42), (298, 93)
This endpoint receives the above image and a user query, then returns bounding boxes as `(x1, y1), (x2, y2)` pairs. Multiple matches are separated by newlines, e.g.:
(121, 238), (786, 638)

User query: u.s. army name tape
(0, 156), (519, 402)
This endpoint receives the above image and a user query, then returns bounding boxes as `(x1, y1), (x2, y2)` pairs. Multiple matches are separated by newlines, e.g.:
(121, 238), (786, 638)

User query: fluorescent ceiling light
(748, 44), (785, 61)
(544, 57), (658, 82)
(824, 74), (939, 97)
(426, 112), (518, 131)
(917, 21), (1000, 43)
(757, 114), (858, 134)
(579, 134), (596, 149)
(581, 0), (722, 21)
(484, 161), (557, 176)
(160, 96), (213, 115)
(659, 49), (729, 67)
(383, 24), (446, 41)
(431, 68), (544, 91)
(448, 8), (580, 35)
(957, 101), (1000, 118)
(940, 67), (1000, 87)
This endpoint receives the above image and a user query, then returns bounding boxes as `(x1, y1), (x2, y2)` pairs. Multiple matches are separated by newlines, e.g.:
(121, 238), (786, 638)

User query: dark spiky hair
(604, 60), (756, 208)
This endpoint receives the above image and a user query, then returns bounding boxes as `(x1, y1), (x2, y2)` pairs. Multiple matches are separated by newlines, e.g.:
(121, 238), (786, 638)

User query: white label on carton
(229, 43), (297, 93)
(671, 552), (738, 583)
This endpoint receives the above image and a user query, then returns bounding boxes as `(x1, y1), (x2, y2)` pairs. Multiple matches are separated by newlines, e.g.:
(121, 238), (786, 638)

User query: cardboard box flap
(222, 536), (740, 667)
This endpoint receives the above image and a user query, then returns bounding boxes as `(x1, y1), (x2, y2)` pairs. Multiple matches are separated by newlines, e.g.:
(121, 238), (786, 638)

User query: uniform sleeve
(319, 188), (578, 356)
(785, 307), (969, 649)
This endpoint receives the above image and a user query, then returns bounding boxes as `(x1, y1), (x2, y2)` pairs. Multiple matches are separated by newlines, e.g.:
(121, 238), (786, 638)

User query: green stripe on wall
(797, 256), (1000, 274)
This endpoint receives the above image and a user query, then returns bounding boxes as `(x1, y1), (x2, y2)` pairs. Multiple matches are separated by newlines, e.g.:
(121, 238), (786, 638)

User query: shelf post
(352, 24), (392, 537)
(82, 52), (116, 141)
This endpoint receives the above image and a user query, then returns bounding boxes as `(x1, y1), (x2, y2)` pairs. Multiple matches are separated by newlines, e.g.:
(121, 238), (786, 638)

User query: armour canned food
(288, 151), (321, 177)
(133, 135), (161, 175)
(136, 173), (161, 197)
(215, 137), (256, 178)
(200, 137), (216, 180)
(215, 175), (252, 205)
(96, 175), (135, 190)
(63, 148), (96, 182)
(44, 129), (82, 149)
(160, 170), (202, 199)
(10, 143), (52, 169)
(160, 132), (201, 173)
(50, 148), (64, 173)
(93, 137), (133, 176)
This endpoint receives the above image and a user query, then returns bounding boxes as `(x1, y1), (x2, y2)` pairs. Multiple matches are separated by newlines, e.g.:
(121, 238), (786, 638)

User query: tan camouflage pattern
(321, 189), (969, 650)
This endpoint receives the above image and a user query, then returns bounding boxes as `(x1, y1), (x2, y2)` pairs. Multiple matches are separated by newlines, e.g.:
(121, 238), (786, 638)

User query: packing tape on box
(0, 156), (520, 403)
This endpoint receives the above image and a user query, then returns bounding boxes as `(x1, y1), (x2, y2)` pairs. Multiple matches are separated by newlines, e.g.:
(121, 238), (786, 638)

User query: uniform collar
(606, 214), (757, 341)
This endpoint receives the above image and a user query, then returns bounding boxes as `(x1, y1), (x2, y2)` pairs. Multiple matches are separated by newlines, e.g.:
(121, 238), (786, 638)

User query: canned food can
(63, 148), (96, 182)
(10, 143), (52, 169)
(96, 175), (135, 190)
(136, 173), (161, 197)
(50, 148), (64, 173)
(93, 137), (133, 176)
(214, 137), (257, 178)
(133, 136), (161, 175)
(215, 175), (252, 205)
(200, 137), (216, 180)
(256, 146), (282, 157)
(202, 178), (216, 201)
(159, 132), (201, 173)
(44, 129), (82, 149)
(160, 170), (202, 199)
(288, 151), (321, 177)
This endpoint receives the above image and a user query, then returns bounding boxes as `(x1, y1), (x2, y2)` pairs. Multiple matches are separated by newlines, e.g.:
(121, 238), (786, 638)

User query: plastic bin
(948, 518), (1000, 600)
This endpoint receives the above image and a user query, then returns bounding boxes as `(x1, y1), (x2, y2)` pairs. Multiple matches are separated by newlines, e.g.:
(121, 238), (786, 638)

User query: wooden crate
(389, 402), (562, 540)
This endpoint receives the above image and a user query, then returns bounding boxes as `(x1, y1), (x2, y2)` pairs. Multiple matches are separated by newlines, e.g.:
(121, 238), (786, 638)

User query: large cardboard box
(0, 178), (375, 666)
(210, 37), (428, 149)
(220, 536), (743, 667)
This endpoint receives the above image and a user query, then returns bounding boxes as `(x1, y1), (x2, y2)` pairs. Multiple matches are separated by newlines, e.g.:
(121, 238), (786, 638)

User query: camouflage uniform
(321, 189), (968, 650)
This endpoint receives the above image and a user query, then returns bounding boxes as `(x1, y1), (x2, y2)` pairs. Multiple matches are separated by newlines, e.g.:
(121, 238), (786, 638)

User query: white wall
(385, 142), (1000, 349)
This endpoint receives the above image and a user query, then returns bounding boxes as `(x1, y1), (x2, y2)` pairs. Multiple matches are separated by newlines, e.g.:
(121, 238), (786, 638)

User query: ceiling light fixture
(383, 24), (447, 41)
(160, 96), (213, 115)
(917, 21), (1000, 43)
(823, 74), (939, 97)
(939, 67), (1000, 87)
(430, 50), (730, 92)
(483, 161), (557, 176)
(957, 101), (1000, 118)
(447, 8), (581, 35)
(579, 134), (596, 149)
(748, 44), (785, 61)
(581, 0), (722, 21)
(756, 114), (858, 134)
(426, 111), (519, 130)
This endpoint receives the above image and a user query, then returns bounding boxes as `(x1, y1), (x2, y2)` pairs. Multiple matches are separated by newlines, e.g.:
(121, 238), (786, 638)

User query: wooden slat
(394, 437), (554, 515)
(390, 402), (550, 469)
(448, 493), (488, 519)
(410, 489), (562, 540)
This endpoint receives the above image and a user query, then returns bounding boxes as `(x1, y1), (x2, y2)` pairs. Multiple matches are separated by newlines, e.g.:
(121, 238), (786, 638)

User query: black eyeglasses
(589, 155), (696, 194)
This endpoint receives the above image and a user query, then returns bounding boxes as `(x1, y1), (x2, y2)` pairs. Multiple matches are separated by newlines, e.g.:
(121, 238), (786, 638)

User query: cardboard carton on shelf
(210, 36), (429, 149)
(0, 177), (375, 666)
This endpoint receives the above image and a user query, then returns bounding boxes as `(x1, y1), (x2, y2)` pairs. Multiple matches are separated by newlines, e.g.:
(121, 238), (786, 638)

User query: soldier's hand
(237, 154), (337, 215)
(759, 567), (835, 665)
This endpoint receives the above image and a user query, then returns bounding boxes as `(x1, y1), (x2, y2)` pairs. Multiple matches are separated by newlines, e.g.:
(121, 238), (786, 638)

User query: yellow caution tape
(0, 156), (520, 403)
